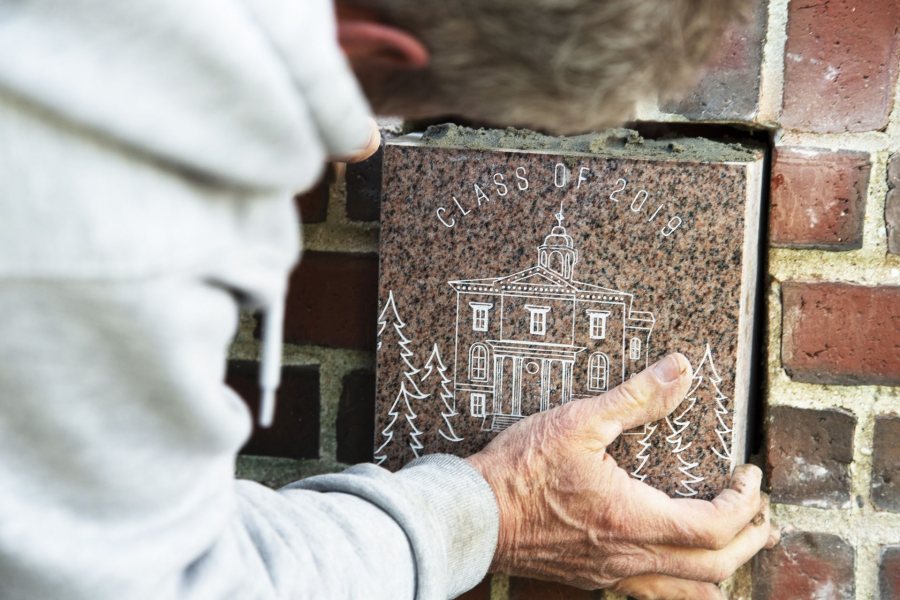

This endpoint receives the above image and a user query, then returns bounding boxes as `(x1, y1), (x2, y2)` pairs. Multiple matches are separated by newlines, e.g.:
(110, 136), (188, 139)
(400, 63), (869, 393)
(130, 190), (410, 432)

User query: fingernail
(652, 354), (686, 383)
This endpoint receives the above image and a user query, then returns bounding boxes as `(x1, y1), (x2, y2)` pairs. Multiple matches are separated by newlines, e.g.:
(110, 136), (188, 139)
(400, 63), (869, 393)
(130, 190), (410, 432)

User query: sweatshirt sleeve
(237, 455), (499, 600)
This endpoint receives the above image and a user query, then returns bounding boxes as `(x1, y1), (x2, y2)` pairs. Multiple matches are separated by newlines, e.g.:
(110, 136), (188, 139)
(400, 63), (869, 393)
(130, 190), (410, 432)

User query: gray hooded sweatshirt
(0, 1), (499, 598)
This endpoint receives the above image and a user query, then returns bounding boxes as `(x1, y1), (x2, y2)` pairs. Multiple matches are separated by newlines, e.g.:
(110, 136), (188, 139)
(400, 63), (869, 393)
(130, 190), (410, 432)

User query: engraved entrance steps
(490, 414), (525, 433)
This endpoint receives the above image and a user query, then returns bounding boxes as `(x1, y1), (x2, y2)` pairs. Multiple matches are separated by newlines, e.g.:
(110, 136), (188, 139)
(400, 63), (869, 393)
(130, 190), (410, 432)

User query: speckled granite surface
(374, 136), (764, 499)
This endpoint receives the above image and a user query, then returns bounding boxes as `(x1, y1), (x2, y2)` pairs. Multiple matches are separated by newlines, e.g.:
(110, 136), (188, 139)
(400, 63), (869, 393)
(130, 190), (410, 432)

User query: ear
(338, 19), (429, 69)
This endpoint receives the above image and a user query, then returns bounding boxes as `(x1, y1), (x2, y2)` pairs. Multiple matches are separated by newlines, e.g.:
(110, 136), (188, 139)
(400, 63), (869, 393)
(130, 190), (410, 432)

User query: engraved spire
(538, 203), (578, 280)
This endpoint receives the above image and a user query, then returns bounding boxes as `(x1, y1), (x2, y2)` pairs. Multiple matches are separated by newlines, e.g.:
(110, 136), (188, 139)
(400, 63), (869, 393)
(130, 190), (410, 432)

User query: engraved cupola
(538, 204), (578, 280)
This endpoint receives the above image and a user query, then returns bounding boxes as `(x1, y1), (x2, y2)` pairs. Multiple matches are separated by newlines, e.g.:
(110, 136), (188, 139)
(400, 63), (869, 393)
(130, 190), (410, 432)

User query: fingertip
(731, 464), (763, 493)
(343, 119), (381, 163)
(651, 353), (692, 384)
(766, 524), (781, 549)
(700, 583), (726, 600)
(671, 352), (693, 379)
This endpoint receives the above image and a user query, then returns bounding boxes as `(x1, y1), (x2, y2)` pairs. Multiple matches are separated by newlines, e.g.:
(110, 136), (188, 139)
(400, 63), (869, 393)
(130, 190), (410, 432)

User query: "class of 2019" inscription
(434, 161), (684, 238)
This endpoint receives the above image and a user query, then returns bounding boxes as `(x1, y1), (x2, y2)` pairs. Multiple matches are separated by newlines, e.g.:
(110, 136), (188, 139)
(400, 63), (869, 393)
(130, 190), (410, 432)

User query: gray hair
(348, 0), (747, 133)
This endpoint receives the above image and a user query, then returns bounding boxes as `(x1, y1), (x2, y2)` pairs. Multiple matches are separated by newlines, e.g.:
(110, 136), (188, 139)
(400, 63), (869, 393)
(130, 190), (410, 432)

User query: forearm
(281, 455), (499, 600)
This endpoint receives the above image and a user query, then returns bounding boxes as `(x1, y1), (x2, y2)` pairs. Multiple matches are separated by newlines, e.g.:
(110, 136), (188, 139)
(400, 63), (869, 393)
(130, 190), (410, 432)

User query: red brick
(887, 153), (900, 255)
(345, 145), (383, 222)
(781, 0), (900, 133)
(336, 369), (376, 464)
(227, 360), (320, 459)
(457, 577), (491, 600)
(769, 148), (869, 249)
(781, 282), (900, 386)
(872, 414), (900, 512)
(881, 546), (900, 600)
(295, 167), (332, 224)
(661, 0), (766, 120)
(508, 578), (600, 600)
(281, 251), (379, 350)
(766, 406), (855, 509)
(752, 532), (854, 600)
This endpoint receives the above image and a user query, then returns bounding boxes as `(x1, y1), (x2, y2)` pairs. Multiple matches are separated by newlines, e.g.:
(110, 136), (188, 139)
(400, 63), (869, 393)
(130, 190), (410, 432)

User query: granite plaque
(373, 128), (764, 499)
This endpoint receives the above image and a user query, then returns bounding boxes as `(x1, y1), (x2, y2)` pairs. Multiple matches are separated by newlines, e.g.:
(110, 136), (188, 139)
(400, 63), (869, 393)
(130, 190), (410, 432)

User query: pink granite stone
(373, 133), (764, 499)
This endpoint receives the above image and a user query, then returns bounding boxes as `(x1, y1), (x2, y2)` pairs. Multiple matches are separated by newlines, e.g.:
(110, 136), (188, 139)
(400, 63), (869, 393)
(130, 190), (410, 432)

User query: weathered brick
(661, 0), (766, 120)
(227, 360), (320, 460)
(336, 369), (376, 465)
(345, 145), (383, 222)
(872, 414), (900, 512)
(781, 282), (900, 386)
(766, 406), (855, 509)
(881, 546), (900, 600)
(781, 0), (900, 133)
(456, 577), (491, 600)
(887, 153), (900, 255)
(295, 167), (332, 224)
(509, 578), (600, 600)
(281, 251), (379, 350)
(752, 532), (854, 600)
(769, 148), (869, 250)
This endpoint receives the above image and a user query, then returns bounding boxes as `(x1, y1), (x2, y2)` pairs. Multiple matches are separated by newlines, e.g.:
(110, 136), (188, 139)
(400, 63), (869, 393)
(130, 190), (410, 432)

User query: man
(0, 1), (775, 599)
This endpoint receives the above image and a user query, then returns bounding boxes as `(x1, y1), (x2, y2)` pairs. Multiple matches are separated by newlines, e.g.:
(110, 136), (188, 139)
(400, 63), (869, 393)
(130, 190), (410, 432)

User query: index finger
(618, 464), (766, 550)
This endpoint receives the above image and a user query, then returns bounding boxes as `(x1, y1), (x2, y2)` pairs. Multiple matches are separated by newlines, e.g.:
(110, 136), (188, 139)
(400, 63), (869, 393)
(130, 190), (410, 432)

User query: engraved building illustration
(449, 208), (656, 432)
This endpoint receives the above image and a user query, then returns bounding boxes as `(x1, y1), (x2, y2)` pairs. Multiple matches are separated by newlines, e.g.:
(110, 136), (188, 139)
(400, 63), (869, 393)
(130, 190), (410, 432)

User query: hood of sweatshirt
(0, 0), (375, 426)
(0, 0), (372, 192)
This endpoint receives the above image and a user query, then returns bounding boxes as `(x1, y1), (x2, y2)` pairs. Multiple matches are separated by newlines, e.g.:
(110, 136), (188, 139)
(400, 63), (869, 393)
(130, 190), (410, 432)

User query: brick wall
(229, 1), (899, 598)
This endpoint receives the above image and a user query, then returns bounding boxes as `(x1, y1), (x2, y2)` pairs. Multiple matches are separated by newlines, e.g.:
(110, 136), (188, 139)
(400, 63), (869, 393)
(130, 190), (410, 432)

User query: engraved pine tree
(698, 345), (732, 462)
(374, 291), (427, 468)
(420, 344), (463, 450)
(663, 344), (732, 497)
(664, 395), (703, 497)
(631, 423), (659, 482)
(374, 382), (425, 467)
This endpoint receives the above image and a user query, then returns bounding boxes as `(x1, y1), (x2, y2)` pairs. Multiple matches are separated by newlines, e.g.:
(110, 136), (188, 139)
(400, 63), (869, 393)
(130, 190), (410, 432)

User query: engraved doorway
(484, 340), (585, 431)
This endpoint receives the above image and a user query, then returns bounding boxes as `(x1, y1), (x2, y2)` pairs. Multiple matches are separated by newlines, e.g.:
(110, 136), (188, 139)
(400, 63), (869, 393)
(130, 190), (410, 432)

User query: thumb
(579, 353), (693, 444)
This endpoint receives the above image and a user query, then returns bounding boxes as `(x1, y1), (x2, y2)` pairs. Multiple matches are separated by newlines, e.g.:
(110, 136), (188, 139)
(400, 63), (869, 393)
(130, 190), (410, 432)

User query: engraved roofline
(450, 265), (630, 298)
(485, 339), (587, 360)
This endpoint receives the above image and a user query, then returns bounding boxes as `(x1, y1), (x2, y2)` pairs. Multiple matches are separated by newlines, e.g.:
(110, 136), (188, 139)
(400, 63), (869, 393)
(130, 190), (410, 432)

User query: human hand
(333, 117), (381, 163)
(466, 353), (778, 600)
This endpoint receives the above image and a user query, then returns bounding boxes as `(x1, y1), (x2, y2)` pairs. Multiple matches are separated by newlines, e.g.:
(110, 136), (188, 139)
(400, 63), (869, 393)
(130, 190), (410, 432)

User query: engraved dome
(543, 225), (573, 248)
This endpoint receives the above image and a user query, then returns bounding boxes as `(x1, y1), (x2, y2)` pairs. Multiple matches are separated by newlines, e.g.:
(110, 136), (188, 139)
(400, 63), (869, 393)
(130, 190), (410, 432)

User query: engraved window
(587, 311), (609, 340)
(470, 302), (492, 332)
(629, 337), (642, 360)
(469, 344), (488, 381)
(525, 305), (550, 336)
(588, 352), (609, 391)
(470, 393), (486, 417)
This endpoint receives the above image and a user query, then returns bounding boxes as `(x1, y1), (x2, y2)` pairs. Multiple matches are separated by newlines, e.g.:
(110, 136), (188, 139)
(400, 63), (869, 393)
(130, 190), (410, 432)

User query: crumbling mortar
(227, 310), (376, 462)
(302, 163), (379, 254)
(489, 573), (509, 600)
(768, 248), (900, 285)
(862, 150), (890, 252)
(236, 455), (348, 488)
(279, 342), (375, 460)
(757, 0), (790, 125)
(777, 130), (898, 153)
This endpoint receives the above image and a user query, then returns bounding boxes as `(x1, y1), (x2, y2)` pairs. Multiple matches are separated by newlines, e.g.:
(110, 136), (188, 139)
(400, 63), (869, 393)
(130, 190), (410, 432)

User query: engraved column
(511, 357), (523, 416)
(539, 359), (551, 411)
(561, 361), (572, 404)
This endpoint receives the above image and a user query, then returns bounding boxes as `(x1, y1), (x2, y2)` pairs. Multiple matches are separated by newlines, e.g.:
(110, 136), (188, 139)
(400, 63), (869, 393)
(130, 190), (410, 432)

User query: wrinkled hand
(466, 354), (779, 600)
